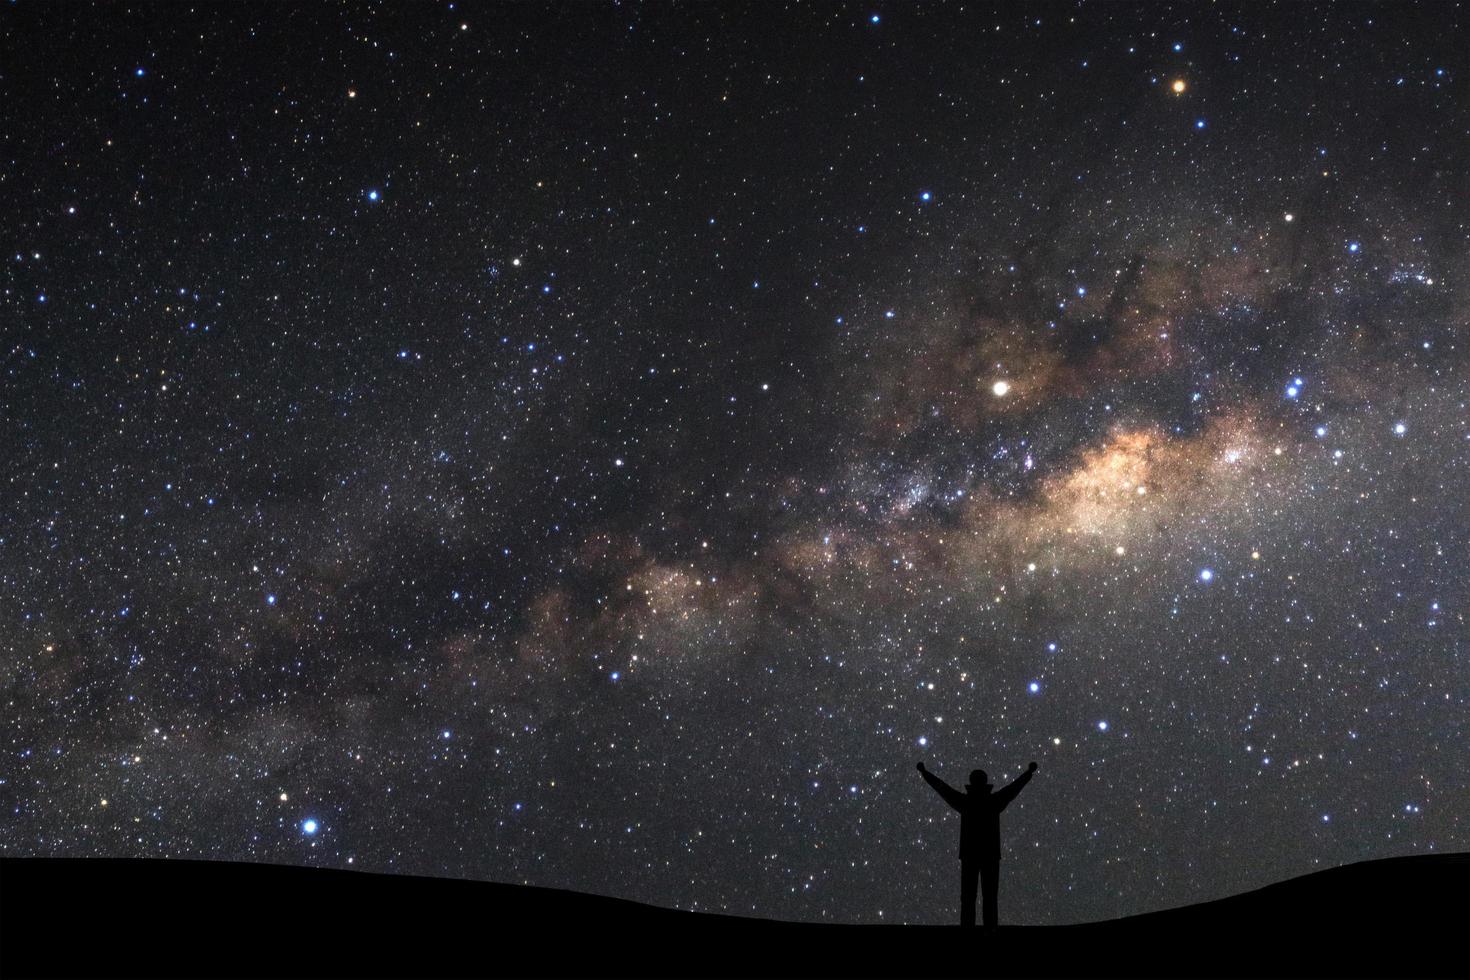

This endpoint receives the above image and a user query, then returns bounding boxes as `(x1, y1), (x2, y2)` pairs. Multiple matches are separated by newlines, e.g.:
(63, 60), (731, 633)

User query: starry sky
(2, 2), (1466, 926)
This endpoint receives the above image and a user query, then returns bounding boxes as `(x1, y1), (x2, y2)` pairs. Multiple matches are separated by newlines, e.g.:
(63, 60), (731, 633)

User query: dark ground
(0, 853), (1465, 978)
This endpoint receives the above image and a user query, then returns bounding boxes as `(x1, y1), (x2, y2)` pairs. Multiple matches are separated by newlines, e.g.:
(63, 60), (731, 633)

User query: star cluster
(2, 2), (1465, 924)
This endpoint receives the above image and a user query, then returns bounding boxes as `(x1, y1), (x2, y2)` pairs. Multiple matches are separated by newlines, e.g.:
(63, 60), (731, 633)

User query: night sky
(3, 2), (1466, 926)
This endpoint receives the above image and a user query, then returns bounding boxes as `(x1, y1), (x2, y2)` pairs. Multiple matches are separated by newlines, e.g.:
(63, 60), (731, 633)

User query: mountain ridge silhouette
(2, 852), (1465, 977)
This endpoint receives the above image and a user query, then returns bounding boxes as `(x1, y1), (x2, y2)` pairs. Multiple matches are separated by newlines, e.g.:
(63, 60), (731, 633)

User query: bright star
(266, 594), (277, 606)
(992, 380), (1010, 397)
(302, 819), (319, 835)
(1199, 568), (1215, 582)
(1028, 682), (1040, 694)
(1195, 118), (1207, 129)
(1097, 720), (1109, 731)
(1171, 79), (1186, 94)
(367, 189), (380, 201)
(919, 190), (931, 201)
(1393, 422), (1406, 435)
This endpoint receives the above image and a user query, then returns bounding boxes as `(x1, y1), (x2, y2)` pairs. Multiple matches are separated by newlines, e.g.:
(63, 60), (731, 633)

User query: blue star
(919, 190), (932, 202)
(1097, 720), (1109, 732)
(367, 189), (380, 202)
(1172, 42), (1183, 52)
(135, 67), (146, 77)
(266, 594), (277, 606)
(870, 13), (881, 23)
(1199, 568), (1214, 582)
(302, 819), (319, 835)
(1347, 241), (1360, 253)
(1028, 681), (1041, 694)
(1195, 118), (1207, 129)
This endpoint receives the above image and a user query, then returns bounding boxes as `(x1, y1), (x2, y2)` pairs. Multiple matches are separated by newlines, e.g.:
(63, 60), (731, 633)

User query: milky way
(2, 2), (1466, 924)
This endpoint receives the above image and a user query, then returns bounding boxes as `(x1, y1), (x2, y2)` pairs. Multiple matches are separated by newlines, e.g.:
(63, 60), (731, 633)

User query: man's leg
(981, 857), (1000, 927)
(960, 857), (978, 927)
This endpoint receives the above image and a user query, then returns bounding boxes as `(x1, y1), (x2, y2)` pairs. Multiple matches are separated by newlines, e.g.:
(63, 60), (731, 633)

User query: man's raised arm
(995, 761), (1038, 808)
(917, 761), (965, 811)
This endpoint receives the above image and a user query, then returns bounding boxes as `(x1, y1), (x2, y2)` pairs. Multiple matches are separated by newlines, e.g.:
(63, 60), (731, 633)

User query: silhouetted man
(917, 760), (1036, 927)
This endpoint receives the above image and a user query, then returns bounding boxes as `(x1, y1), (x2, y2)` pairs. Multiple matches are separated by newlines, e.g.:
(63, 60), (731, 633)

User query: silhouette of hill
(1, 853), (1464, 978)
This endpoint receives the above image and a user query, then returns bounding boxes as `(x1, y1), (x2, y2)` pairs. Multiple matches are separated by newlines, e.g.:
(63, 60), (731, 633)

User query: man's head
(967, 769), (991, 792)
